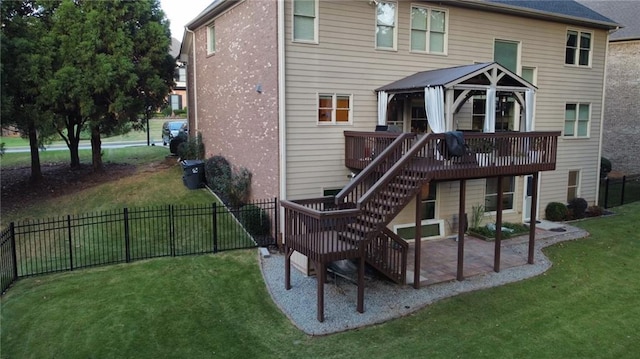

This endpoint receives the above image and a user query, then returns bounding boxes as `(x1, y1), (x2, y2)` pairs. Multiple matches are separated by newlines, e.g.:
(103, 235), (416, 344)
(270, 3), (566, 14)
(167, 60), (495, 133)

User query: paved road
(4, 140), (165, 153)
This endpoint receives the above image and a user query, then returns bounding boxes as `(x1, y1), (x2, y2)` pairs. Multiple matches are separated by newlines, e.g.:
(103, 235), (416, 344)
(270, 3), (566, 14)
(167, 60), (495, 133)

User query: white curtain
(484, 86), (496, 133)
(377, 91), (388, 126)
(424, 86), (445, 133)
(524, 89), (534, 132)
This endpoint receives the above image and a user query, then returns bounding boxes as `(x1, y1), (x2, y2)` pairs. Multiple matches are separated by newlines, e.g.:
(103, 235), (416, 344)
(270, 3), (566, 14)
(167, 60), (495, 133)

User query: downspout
(185, 27), (199, 132)
(277, 0), (287, 232)
(595, 31), (610, 205)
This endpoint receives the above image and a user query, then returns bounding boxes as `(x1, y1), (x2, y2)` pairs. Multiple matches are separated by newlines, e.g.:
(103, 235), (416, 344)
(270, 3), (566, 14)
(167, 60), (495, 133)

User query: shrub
(169, 132), (187, 154)
(239, 204), (271, 236)
(587, 205), (604, 217)
(227, 167), (252, 208)
(204, 155), (232, 196)
(600, 157), (612, 178)
(568, 197), (588, 219)
(545, 202), (568, 221)
(177, 132), (205, 160)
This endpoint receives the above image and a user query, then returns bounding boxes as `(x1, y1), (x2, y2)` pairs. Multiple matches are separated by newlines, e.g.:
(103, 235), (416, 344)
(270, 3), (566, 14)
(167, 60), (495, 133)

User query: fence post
(67, 215), (73, 271)
(10, 223), (18, 281)
(620, 175), (626, 206)
(169, 205), (176, 257)
(274, 197), (279, 245)
(212, 203), (218, 253)
(604, 177), (610, 209)
(124, 208), (131, 263)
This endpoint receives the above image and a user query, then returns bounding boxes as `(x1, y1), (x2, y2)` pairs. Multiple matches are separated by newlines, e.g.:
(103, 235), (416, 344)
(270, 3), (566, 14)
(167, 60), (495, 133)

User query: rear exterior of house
(181, 1), (616, 274)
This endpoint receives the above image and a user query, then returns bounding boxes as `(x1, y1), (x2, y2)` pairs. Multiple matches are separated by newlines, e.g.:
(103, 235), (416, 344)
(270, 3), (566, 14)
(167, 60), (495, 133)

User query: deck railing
(344, 131), (559, 180)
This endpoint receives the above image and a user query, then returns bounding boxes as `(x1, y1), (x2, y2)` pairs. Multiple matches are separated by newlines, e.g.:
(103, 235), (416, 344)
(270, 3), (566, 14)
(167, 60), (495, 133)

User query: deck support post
(457, 179), (466, 281)
(528, 172), (539, 264)
(357, 251), (365, 313)
(494, 176), (503, 272)
(316, 261), (326, 322)
(414, 191), (422, 289)
(285, 247), (293, 290)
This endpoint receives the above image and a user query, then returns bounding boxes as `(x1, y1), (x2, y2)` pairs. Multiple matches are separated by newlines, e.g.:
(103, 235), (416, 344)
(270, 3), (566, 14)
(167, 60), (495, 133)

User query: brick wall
(602, 40), (640, 175)
(190, 0), (280, 200)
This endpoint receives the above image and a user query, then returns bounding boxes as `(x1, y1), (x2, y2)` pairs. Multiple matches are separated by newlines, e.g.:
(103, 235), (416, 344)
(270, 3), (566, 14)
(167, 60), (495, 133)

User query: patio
(261, 222), (587, 335)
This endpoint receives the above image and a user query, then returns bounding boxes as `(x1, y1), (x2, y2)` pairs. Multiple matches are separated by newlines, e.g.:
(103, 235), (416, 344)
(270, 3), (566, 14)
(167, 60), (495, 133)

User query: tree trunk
(90, 124), (103, 172)
(66, 120), (81, 169)
(28, 121), (43, 183)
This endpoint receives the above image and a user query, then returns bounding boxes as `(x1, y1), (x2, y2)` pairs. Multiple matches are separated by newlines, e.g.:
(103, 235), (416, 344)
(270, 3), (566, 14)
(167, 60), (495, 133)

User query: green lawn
(0, 118), (171, 148)
(2, 203), (639, 358)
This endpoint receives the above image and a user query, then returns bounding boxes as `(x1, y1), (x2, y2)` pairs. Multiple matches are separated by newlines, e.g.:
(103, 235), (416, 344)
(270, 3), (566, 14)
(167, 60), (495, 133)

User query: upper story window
(318, 93), (352, 125)
(376, 1), (397, 50)
(564, 103), (590, 137)
(410, 6), (447, 54)
(175, 67), (186, 83)
(207, 24), (216, 55)
(293, 0), (317, 43)
(566, 30), (592, 66)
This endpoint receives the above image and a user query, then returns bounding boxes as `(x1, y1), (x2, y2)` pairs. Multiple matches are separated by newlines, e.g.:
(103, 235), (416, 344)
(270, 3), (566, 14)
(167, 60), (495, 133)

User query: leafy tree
(45, 0), (174, 171)
(1, 0), (58, 182)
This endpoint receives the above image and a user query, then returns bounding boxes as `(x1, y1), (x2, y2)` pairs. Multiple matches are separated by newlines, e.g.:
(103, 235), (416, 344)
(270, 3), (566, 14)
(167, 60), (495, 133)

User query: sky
(161, 0), (213, 41)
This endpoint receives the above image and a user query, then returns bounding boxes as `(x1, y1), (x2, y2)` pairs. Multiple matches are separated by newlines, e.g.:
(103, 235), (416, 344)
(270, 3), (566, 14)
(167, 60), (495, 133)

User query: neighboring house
(180, 0), (617, 285)
(169, 37), (187, 113)
(578, 1), (640, 175)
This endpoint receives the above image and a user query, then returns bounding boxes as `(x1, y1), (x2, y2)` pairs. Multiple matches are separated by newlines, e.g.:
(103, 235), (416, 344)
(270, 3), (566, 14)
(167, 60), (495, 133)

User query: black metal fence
(0, 198), (278, 294)
(600, 175), (640, 208)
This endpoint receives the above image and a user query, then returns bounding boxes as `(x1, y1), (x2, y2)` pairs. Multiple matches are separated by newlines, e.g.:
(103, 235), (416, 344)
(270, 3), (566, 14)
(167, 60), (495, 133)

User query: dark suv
(162, 120), (187, 146)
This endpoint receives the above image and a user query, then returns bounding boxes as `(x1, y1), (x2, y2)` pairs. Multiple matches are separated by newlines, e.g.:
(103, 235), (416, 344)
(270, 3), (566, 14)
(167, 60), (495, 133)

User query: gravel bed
(259, 224), (589, 336)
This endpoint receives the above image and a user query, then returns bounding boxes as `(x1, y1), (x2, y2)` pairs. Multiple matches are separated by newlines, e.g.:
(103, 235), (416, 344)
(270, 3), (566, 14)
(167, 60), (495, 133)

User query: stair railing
(335, 133), (416, 207)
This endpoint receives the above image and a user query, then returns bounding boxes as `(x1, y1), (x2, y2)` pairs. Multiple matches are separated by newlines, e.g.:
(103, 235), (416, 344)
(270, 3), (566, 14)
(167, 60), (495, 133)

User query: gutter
(277, 0), (287, 232)
(185, 27), (199, 132)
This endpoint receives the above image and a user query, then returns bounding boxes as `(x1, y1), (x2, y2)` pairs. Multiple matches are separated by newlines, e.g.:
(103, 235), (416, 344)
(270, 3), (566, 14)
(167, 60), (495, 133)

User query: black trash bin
(181, 160), (205, 189)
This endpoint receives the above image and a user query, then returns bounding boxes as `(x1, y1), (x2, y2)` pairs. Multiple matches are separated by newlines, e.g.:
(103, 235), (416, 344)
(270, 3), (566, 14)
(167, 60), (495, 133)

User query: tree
(45, 0), (174, 171)
(1, 0), (58, 182)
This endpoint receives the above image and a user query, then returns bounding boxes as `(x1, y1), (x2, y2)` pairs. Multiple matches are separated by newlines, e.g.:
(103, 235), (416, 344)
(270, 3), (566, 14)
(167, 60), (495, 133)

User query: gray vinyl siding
(284, 0), (608, 217)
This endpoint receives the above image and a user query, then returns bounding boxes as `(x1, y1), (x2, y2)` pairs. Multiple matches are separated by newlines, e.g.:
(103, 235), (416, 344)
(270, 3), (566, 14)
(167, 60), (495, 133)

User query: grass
(0, 118), (170, 148)
(0, 145), (170, 169)
(2, 202), (639, 358)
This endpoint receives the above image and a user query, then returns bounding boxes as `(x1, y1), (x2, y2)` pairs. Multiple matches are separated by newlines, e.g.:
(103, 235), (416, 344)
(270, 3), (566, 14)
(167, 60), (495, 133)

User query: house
(169, 37), (187, 113)
(578, 1), (640, 176)
(180, 0), (617, 321)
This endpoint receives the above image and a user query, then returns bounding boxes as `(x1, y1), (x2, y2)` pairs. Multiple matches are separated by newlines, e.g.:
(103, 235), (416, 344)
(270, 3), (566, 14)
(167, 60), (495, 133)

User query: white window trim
(375, 0), (398, 51)
(409, 5), (448, 55)
(317, 93), (353, 125)
(292, 0), (319, 44)
(393, 220), (445, 241)
(565, 28), (593, 68)
(563, 102), (591, 138)
(207, 23), (216, 55)
(567, 169), (581, 201)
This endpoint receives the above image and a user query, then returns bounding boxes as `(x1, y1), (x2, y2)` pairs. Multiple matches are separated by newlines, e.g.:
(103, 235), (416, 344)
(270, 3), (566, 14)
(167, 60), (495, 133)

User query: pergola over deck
(376, 62), (537, 133)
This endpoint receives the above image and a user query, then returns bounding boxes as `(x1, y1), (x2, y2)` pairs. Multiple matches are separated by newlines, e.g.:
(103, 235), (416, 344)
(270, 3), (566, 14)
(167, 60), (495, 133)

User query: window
(318, 94), (352, 124)
(485, 177), (515, 212)
(394, 184), (443, 240)
(410, 6), (447, 54)
(175, 67), (186, 83)
(566, 30), (591, 66)
(376, 1), (397, 50)
(567, 170), (580, 202)
(472, 97), (486, 131)
(521, 67), (536, 85)
(494, 40), (519, 74)
(293, 0), (317, 42)
(564, 103), (590, 137)
(207, 24), (216, 54)
(170, 94), (182, 110)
